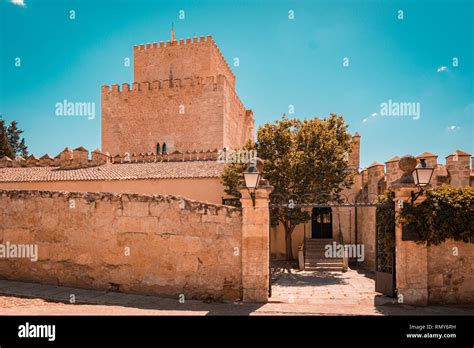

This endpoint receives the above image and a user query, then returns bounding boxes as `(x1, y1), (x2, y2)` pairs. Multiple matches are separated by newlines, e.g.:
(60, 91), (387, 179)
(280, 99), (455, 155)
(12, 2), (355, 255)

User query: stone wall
(0, 190), (243, 301)
(357, 206), (376, 268)
(101, 77), (226, 155)
(446, 151), (471, 187)
(223, 81), (254, 150)
(427, 240), (474, 304)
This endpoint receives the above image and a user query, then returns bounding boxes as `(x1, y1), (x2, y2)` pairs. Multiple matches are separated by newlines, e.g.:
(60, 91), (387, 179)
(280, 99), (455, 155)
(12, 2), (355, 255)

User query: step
(304, 252), (341, 257)
(305, 262), (344, 267)
(304, 266), (344, 271)
(305, 249), (340, 253)
(305, 259), (344, 264)
(305, 258), (344, 263)
(305, 243), (335, 247)
(305, 254), (343, 259)
(306, 238), (334, 242)
(305, 251), (329, 255)
(305, 240), (335, 244)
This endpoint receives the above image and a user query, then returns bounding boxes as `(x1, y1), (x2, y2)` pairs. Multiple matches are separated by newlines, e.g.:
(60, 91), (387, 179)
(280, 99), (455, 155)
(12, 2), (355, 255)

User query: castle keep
(102, 36), (254, 156)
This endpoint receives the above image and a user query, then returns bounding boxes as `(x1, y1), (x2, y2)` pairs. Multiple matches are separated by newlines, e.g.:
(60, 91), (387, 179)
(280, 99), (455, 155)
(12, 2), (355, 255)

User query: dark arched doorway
(311, 207), (333, 239)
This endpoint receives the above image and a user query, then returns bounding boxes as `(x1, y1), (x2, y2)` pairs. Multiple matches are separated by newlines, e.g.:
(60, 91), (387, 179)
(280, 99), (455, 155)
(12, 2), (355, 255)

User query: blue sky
(0, 0), (472, 168)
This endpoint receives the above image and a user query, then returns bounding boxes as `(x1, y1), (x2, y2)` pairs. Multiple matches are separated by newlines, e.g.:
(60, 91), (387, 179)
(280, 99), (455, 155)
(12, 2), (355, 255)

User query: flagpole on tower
(171, 23), (175, 41)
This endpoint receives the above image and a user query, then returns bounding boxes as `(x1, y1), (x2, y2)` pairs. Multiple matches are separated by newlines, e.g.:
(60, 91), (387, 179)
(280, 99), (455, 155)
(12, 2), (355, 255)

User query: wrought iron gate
(375, 201), (396, 297)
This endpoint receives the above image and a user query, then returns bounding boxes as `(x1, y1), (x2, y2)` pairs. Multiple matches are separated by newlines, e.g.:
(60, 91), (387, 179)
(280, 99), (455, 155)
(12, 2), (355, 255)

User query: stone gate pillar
(392, 156), (429, 306)
(240, 183), (273, 302)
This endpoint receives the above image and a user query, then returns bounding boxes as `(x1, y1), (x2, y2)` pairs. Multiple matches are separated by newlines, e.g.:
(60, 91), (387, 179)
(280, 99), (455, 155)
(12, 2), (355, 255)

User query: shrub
(399, 186), (474, 245)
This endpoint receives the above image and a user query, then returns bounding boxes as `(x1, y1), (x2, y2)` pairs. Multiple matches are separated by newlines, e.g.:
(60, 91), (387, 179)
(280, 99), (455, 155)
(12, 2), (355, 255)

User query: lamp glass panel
(412, 170), (419, 186)
(244, 172), (260, 189)
(413, 168), (434, 187)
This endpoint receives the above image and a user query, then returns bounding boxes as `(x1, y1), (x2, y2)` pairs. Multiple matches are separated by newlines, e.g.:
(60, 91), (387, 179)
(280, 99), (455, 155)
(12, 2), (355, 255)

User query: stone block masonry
(240, 185), (272, 302)
(133, 36), (236, 88)
(102, 35), (253, 156)
(392, 184), (474, 305)
(0, 190), (243, 301)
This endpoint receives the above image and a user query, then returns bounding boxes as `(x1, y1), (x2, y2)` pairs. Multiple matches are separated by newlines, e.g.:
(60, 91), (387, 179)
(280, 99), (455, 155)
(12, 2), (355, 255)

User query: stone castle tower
(101, 35), (254, 156)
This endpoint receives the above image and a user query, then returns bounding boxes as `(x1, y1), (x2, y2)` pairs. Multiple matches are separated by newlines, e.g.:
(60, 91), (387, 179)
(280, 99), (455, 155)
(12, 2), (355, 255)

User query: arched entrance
(311, 207), (333, 239)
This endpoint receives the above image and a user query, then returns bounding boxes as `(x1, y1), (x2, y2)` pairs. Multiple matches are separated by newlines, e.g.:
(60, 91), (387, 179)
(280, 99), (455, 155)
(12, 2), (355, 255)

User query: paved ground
(0, 268), (473, 315)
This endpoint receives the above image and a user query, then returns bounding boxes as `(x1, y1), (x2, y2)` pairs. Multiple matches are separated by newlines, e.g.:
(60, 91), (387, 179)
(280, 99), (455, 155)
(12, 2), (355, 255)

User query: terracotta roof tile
(0, 161), (224, 183)
(367, 161), (384, 168)
(416, 152), (437, 158)
(385, 156), (400, 163)
(446, 150), (471, 157)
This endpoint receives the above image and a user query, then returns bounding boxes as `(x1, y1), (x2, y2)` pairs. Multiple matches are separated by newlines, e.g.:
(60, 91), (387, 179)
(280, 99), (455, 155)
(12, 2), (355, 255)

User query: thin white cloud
(437, 66), (448, 73)
(9, 0), (26, 7)
(446, 125), (461, 132)
(362, 112), (377, 123)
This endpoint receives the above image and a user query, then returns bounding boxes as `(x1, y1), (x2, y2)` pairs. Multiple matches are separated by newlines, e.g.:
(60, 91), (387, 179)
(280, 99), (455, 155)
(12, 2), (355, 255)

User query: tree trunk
(284, 223), (295, 260)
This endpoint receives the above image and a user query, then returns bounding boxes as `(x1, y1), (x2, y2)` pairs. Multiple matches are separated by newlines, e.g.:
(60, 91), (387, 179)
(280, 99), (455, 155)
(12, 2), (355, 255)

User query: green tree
(221, 114), (355, 259)
(6, 119), (28, 158)
(0, 117), (14, 159)
(18, 138), (28, 158)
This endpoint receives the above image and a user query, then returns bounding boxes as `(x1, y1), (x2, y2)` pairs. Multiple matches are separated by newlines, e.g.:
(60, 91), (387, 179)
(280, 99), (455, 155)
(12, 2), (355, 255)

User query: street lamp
(243, 163), (262, 207)
(411, 158), (434, 202)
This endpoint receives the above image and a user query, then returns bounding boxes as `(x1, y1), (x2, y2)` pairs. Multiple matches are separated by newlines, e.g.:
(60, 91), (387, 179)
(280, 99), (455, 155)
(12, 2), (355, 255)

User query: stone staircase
(304, 239), (345, 272)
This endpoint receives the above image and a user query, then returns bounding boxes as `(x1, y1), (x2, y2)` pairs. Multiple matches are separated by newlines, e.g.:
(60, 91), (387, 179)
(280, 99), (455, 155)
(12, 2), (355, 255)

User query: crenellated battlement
(0, 148), (222, 169)
(133, 35), (212, 51)
(110, 149), (220, 163)
(102, 75), (226, 95)
(102, 73), (249, 116)
(133, 35), (235, 84)
(359, 149), (473, 199)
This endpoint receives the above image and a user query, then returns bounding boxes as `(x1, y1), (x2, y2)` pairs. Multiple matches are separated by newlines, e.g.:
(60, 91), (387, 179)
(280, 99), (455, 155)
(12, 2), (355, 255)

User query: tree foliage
(0, 116), (28, 158)
(221, 114), (355, 259)
(0, 117), (14, 159)
(376, 190), (396, 256)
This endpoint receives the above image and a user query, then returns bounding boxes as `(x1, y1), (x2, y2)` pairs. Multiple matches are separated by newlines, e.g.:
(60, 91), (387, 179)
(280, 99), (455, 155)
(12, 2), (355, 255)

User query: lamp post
(410, 158), (435, 203)
(243, 163), (262, 207)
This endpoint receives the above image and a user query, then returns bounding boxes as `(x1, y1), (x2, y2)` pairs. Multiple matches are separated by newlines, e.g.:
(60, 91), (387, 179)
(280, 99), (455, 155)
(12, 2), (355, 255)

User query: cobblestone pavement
(0, 269), (473, 315)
